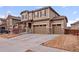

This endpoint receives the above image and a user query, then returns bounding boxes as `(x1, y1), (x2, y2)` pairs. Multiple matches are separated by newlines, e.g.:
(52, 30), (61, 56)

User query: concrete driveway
(0, 34), (67, 52)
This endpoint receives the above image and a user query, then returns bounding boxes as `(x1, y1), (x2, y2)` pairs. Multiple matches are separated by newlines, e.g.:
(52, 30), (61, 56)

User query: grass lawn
(42, 35), (79, 52)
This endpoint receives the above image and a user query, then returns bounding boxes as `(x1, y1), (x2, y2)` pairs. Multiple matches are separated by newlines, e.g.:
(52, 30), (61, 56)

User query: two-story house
(0, 18), (6, 30)
(19, 6), (68, 34)
(6, 15), (21, 33)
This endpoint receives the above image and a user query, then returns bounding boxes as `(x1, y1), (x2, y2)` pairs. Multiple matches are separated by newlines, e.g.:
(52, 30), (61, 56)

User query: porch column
(46, 20), (51, 34)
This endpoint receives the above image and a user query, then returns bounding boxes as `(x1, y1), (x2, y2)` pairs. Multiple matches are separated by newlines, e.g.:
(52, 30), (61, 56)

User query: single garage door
(52, 24), (61, 34)
(33, 24), (47, 34)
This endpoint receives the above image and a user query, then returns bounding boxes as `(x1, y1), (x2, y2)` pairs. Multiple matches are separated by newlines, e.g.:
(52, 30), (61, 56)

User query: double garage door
(33, 24), (62, 34)
(52, 24), (61, 34)
(33, 24), (47, 34)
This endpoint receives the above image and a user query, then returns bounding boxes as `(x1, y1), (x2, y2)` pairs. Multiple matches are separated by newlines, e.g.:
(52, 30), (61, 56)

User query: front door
(28, 23), (32, 33)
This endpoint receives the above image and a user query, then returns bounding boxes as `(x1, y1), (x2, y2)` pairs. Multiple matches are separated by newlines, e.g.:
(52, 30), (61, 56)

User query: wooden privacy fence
(64, 29), (79, 36)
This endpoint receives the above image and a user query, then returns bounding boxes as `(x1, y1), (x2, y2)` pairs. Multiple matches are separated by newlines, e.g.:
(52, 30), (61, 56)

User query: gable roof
(71, 21), (79, 25)
(20, 6), (60, 16)
(6, 15), (21, 21)
(51, 16), (68, 23)
(0, 18), (5, 21)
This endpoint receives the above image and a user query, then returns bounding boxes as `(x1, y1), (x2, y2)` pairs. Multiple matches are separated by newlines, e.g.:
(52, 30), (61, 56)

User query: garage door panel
(52, 24), (61, 34)
(33, 25), (46, 34)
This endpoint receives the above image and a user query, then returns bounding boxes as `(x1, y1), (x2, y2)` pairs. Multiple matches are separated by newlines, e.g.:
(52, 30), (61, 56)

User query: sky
(0, 6), (79, 26)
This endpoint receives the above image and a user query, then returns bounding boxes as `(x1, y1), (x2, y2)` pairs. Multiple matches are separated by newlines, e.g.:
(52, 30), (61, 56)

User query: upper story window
(42, 10), (46, 16)
(25, 14), (27, 19)
(29, 13), (33, 19)
(22, 14), (28, 19)
(22, 15), (24, 19)
(33, 12), (35, 18)
(33, 10), (47, 18)
(40, 11), (42, 17)
(44, 10), (46, 16)
(39, 10), (46, 17)
(37, 12), (39, 17)
(34, 12), (39, 18)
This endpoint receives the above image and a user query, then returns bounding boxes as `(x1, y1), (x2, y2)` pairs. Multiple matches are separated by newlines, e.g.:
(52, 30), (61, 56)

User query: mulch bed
(0, 34), (18, 38)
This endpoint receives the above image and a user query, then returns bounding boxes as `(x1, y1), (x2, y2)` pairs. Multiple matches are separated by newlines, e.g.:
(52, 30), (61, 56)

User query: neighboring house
(71, 21), (79, 30)
(0, 18), (6, 29)
(6, 15), (21, 33)
(19, 6), (68, 34)
(66, 27), (71, 29)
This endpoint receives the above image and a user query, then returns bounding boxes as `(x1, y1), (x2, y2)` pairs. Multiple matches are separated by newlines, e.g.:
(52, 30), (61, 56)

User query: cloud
(7, 11), (12, 15)
(4, 11), (12, 18)
(67, 20), (74, 26)
(67, 11), (79, 26)
(67, 18), (79, 26)
(73, 11), (78, 14)
(75, 18), (79, 21)
(0, 15), (5, 18)
(0, 11), (12, 18)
